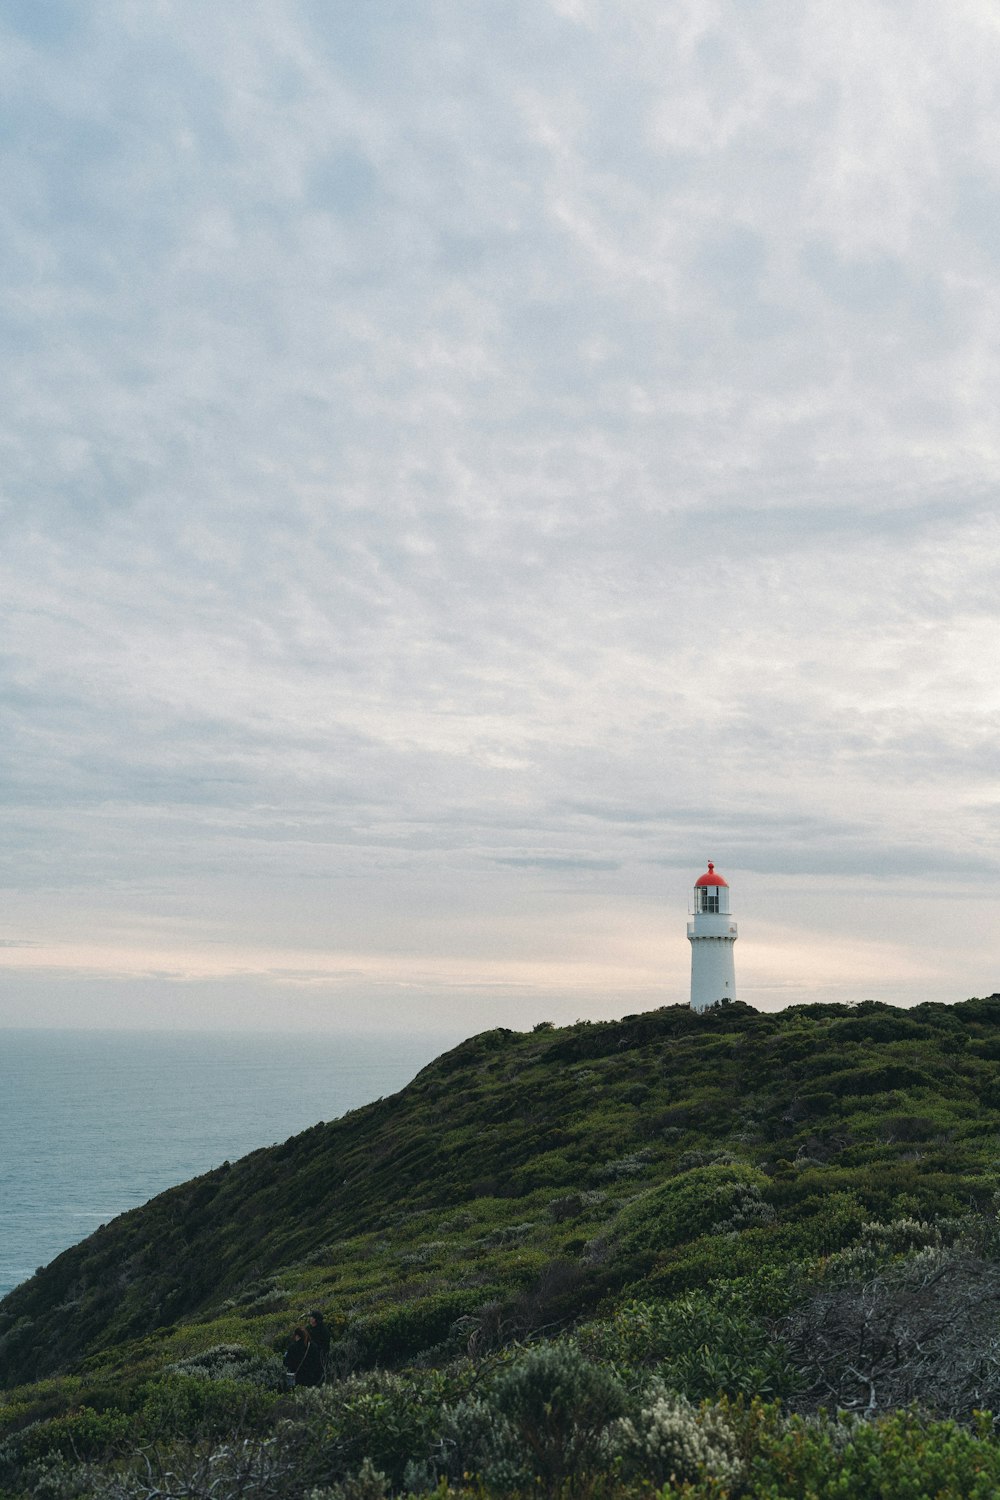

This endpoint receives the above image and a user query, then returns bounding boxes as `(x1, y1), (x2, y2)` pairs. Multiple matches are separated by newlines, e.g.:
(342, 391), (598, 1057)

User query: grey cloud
(495, 857), (621, 871)
(800, 244), (907, 312)
(696, 224), (769, 298)
(298, 0), (425, 80)
(710, 846), (1000, 883)
(561, 801), (841, 836)
(309, 151), (380, 216)
(1, 2), (998, 1022)
(953, 174), (1000, 266)
(0, 0), (82, 49)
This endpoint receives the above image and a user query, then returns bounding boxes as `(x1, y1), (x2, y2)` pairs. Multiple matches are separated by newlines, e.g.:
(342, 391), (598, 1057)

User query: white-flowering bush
(861, 1218), (943, 1254)
(615, 1388), (743, 1488)
(711, 1181), (776, 1234)
(599, 1150), (654, 1180)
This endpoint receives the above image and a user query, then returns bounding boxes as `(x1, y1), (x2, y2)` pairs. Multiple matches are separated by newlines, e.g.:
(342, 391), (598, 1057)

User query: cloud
(495, 857), (621, 871)
(1, 1), (999, 1027)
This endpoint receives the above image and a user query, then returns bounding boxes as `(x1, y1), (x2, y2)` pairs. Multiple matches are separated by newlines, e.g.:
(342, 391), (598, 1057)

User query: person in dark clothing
(307, 1309), (331, 1370)
(283, 1325), (323, 1388)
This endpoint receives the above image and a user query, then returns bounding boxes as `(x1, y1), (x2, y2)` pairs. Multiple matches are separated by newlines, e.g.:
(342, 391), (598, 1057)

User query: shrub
(307, 1455), (391, 1500)
(599, 1151), (654, 1181)
(4, 1452), (104, 1500)
(783, 1244), (1000, 1418)
(0, 1404), (131, 1467)
(548, 1194), (584, 1222)
(436, 1393), (513, 1485)
(284, 1366), (461, 1488)
(136, 1373), (276, 1441)
(486, 1340), (627, 1493)
(615, 1165), (773, 1256)
(857, 1216), (960, 1255)
(615, 1387), (743, 1488)
(79, 1429), (304, 1500)
(350, 1293), (483, 1366)
(165, 1342), (286, 1390)
(579, 1292), (798, 1401)
(752, 1407), (1000, 1499)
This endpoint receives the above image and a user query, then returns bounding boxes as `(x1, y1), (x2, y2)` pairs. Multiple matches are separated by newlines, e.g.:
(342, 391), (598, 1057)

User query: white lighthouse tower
(687, 862), (738, 1011)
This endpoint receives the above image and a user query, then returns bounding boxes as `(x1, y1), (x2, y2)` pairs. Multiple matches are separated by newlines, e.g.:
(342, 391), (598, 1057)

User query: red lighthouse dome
(694, 861), (728, 888)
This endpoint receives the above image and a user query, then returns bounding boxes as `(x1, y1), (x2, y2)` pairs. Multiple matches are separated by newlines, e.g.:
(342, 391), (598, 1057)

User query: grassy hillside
(3, 995), (1000, 1498)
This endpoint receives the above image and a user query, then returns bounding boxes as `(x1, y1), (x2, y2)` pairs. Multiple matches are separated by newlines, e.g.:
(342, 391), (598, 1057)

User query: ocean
(0, 1027), (466, 1301)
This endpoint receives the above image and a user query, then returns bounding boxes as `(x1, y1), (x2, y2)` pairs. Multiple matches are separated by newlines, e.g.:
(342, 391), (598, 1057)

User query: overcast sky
(2, 0), (999, 1034)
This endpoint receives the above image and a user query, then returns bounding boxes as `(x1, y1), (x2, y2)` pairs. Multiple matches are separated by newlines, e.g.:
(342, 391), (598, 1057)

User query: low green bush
(0, 1404), (131, 1468)
(748, 1408), (1000, 1500)
(486, 1340), (626, 1493)
(615, 1165), (773, 1257)
(350, 1293), (486, 1367)
(135, 1372), (276, 1441)
(285, 1366), (465, 1489)
(579, 1291), (798, 1401)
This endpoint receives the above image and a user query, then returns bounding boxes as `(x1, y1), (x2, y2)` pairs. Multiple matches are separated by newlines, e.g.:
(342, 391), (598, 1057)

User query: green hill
(4, 995), (1000, 1498)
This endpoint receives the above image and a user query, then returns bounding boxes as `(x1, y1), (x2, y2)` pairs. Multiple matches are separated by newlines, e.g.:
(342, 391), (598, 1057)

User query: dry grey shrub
(614, 1387), (742, 1489)
(784, 1243), (1000, 1418)
(88, 1435), (294, 1500)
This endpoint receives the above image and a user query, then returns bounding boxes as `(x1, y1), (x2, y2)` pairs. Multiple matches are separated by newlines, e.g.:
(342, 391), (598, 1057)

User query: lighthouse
(687, 862), (738, 1011)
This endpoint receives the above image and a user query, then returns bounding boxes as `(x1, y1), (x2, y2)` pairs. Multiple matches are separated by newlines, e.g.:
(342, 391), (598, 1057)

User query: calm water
(0, 1028), (465, 1301)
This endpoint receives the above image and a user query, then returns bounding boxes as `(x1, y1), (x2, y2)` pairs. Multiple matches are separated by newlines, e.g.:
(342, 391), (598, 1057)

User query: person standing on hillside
(283, 1325), (323, 1388)
(307, 1309), (332, 1379)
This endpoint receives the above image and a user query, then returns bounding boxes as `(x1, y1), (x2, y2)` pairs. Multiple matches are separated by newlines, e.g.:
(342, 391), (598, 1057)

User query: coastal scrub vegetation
(4, 996), (1000, 1496)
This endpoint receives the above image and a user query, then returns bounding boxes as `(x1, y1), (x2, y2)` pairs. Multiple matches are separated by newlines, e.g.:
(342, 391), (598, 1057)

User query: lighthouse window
(700, 889), (720, 913)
